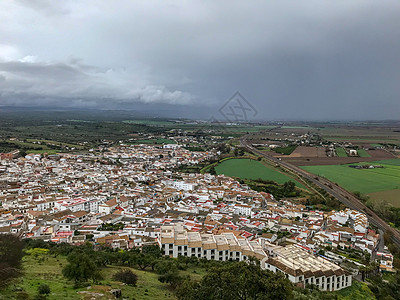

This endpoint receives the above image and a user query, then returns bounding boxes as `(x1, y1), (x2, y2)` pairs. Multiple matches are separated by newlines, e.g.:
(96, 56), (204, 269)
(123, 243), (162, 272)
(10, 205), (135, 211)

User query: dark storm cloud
(0, 0), (399, 120)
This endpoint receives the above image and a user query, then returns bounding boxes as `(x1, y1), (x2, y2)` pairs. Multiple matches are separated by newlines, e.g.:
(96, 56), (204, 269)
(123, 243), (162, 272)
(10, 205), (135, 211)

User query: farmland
(288, 146), (327, 158)
(215, 158), (305, 188)
(301, 159), (400, 206)
(336, 148), (348, 157)
(272, 145), (297, 155)
(357, 149), (371, 158)
(130, 138), (176, 144)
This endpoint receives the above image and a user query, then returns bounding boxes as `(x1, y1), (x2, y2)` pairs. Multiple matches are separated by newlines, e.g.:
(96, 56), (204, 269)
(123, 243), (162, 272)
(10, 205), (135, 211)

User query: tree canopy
(176, 261), (293, 300)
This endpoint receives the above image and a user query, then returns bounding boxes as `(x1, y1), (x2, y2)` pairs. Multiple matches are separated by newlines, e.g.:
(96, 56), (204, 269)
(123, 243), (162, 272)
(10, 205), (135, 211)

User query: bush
(113, 269), (138, 286)
(38, 284), (51, 295)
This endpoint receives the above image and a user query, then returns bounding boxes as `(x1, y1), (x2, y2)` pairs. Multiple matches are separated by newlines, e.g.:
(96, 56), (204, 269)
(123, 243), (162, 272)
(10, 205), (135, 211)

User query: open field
(272, 145), (297, 155)
(284, 149), (395, 166)
(26, 139), (84, 149)
(215, 158), (305, 188)
(368, 189), (400, 207)
(301, 159), (400, 206)
(336, 148), (348, 157)
(357, 149), (371, 158)
(288, 146), (326, 158)
(26, 149), (60, 155)
(371, 159), (400, 166)
(131, 138), (176, 144)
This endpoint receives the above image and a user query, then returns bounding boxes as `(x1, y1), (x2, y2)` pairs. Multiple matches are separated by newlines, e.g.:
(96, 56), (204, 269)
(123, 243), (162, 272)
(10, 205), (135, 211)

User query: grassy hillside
(0, 253), (176, 300)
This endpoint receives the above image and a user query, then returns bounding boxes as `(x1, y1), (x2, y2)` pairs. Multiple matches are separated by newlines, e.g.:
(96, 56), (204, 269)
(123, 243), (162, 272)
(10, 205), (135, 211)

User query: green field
(215, 158), (305, 188)
(336, 148), (348, 157)
(132, 138), (176, 144)
(301, 159), (400, 205)
(357, 149), (371, 158)
(371, 159), (400, 166)
(27, 149), (60, 155)
(26, 139), (84, 149)
(272, 145), (297, 155)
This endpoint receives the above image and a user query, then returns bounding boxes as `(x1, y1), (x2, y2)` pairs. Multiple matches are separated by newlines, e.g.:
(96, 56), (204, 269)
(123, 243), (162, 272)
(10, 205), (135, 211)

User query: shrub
(38, 284), (51, 295)
(113, 269), (138, 286)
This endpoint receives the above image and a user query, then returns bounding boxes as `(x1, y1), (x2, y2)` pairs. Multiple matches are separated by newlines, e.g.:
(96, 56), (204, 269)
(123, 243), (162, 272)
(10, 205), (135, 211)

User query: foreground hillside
(0, 246), (377, 300)
(0, 254), (177, 300)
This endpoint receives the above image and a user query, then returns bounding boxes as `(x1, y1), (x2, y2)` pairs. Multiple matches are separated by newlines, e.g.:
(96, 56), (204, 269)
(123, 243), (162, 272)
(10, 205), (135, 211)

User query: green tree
(176, 261), (293, 300)
(62, 251), (101, 285)
(209, 166), (217, 175)
(156, 259), (183, 288)
(0, 234), (24, 287)
(283, 181), (296, 195)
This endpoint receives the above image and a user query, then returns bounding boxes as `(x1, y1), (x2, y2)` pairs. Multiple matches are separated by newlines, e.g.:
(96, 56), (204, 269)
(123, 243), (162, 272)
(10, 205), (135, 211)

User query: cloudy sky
(1, 0), (400, 120)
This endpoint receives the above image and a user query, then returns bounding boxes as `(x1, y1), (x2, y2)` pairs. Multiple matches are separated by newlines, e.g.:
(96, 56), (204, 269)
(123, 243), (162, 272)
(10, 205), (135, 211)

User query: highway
(240, 135), (400, 248)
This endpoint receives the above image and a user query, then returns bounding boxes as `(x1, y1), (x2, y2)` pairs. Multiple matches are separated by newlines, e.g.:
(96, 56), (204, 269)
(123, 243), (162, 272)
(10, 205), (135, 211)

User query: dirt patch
(367, 149), (394, 159)
(288, 146), (327, 158)
(368, 189), (400, 208)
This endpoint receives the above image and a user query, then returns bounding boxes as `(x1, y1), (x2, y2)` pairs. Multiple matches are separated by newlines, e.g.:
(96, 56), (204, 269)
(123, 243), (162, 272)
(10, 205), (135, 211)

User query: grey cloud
(1, 0), (400, 120)
(0, 60), (195, 106)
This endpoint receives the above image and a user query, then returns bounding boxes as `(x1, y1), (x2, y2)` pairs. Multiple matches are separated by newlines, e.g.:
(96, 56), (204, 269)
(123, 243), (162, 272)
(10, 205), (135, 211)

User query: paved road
(240, 135), (400, 248)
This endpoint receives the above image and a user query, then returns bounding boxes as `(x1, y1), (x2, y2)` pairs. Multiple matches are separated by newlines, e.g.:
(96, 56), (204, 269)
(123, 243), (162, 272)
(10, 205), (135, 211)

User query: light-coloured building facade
(158, 224), (352, 292)
(264, 245), (352, 291)
(158, 224), (267, 262)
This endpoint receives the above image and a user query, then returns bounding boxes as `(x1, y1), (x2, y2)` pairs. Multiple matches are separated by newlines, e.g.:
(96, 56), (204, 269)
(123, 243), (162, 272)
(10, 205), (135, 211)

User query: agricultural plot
(336, 148), (348, 157)
(371, 159), (400, 166)
(26, 139), (83, 149)
(357, 149), (371, 158)
(288, 146), (326, 158)
(131, 138), (176, 144)
(301, 159), (400, 206)
(272, 145), (297, 155)
(368, 189), (400, 207)
(215, 158), (305, 188)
